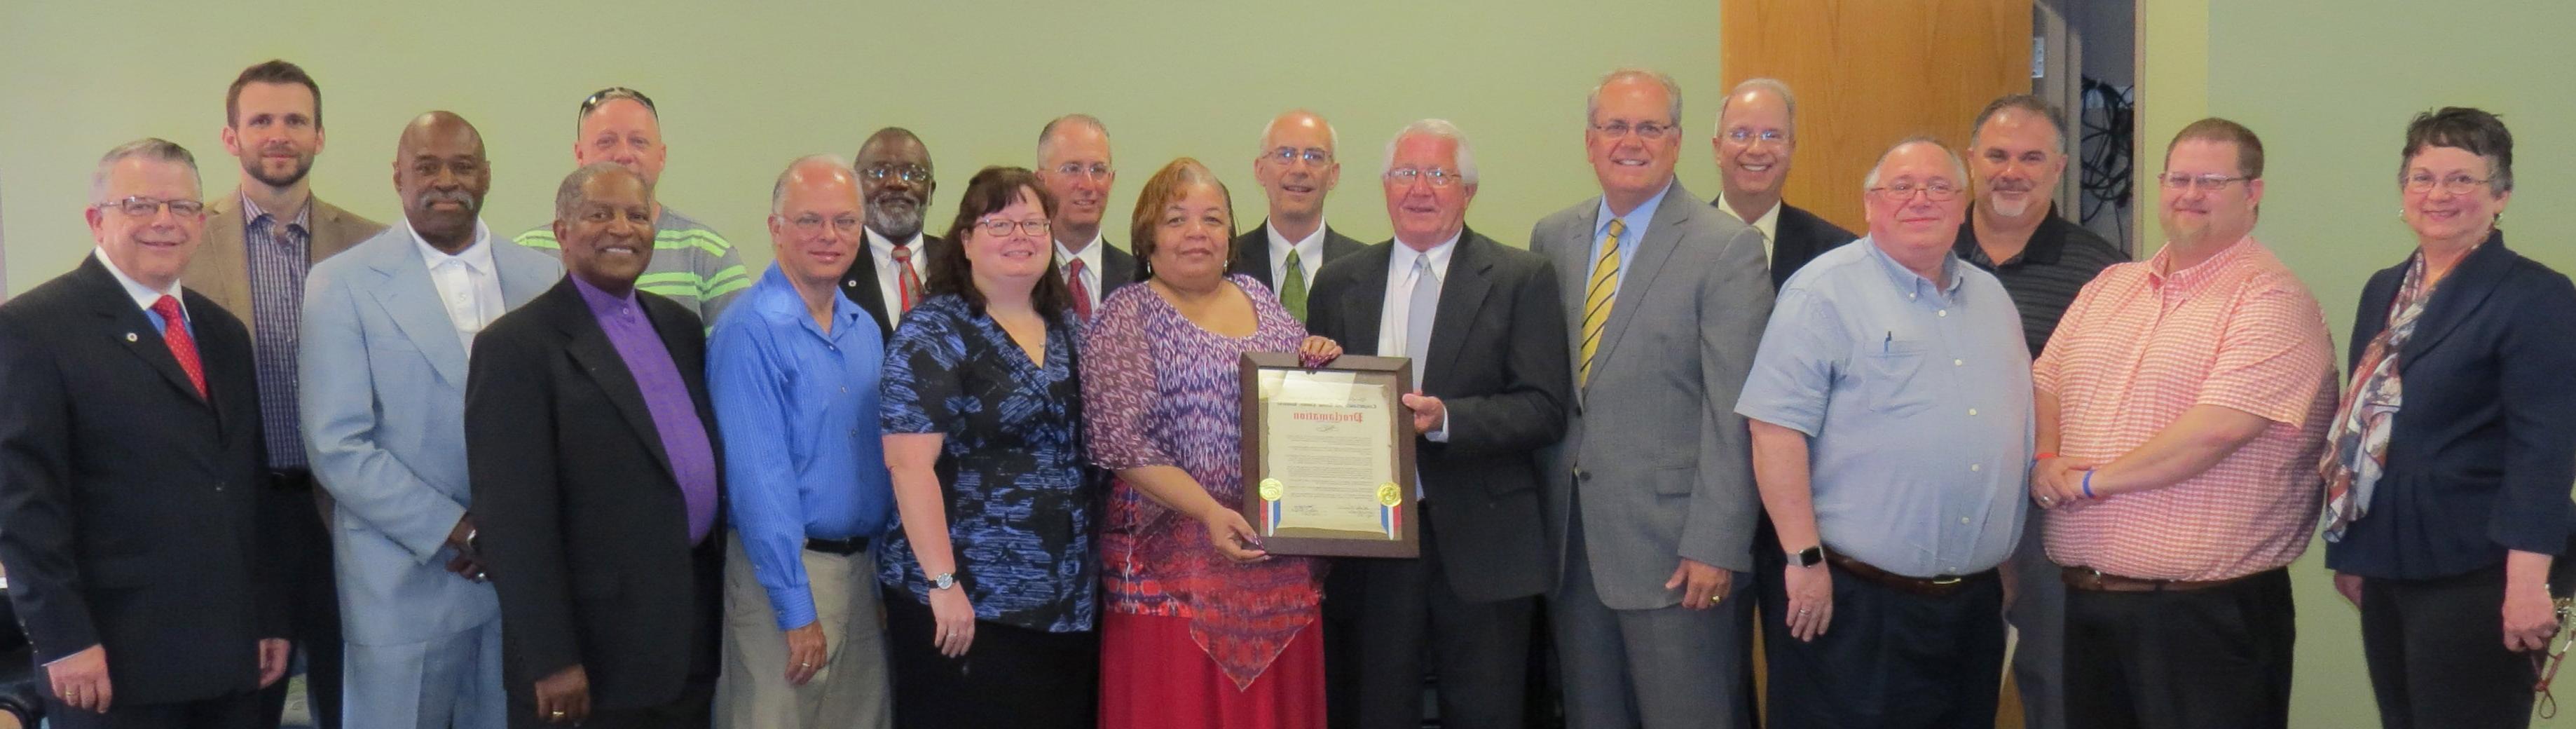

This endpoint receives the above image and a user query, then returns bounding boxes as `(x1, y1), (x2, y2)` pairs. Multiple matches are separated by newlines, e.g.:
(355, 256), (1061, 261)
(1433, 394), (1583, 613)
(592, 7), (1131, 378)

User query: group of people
(0, 57), (2568, 729)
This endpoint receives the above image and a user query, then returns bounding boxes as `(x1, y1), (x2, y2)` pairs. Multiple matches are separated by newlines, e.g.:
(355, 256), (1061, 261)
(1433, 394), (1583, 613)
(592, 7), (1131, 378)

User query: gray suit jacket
(298, 222), (560, 645)
(1531, 181), (1773, 610)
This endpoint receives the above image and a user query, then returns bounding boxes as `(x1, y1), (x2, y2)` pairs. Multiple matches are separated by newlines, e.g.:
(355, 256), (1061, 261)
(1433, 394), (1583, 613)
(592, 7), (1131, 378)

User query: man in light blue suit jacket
(299, 111), (561, 729)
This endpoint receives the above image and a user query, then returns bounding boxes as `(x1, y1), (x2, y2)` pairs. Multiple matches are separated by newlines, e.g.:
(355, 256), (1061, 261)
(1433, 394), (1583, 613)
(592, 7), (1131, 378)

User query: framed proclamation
(1238, 352), (1420, 558)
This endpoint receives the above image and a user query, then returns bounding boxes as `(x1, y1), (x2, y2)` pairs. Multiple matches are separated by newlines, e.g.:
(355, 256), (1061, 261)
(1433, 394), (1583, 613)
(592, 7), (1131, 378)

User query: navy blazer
(2324, 232), (2576, 580)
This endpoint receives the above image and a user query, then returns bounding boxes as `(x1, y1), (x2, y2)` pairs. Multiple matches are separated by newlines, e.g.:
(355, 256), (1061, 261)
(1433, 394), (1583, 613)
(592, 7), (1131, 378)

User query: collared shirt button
(1970, 463), (1982, 472)
(1938, 310), (1949, 318)
(1954, 358), (1964, 367)
(840, 386), (849, 394)
(1959, 517), (1970, 524)
(1968, 408), (1979, 416)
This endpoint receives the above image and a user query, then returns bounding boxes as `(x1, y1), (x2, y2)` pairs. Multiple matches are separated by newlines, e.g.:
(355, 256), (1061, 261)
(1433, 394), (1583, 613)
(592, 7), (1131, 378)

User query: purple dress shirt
(572, 275), (720, 543)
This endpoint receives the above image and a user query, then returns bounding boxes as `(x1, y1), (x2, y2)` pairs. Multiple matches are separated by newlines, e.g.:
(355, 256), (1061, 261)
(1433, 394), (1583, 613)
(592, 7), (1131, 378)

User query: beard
(245, 152), (315, 189)
(867, 194), (924, 240)
(1989, 193), (2034, 219)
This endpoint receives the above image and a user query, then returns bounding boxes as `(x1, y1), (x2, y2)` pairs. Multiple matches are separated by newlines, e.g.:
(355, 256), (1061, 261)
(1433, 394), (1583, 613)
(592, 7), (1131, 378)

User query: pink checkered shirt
(2036, 236), (2338, 582)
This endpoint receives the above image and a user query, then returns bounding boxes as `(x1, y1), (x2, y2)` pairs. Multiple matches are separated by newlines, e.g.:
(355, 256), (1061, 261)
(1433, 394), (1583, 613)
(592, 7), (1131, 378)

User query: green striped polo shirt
(514, 205), (752, 324)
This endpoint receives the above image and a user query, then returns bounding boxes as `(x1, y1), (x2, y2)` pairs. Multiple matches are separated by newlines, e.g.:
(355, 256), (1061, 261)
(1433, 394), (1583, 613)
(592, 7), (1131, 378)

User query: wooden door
(1721, 0), (2033, 233)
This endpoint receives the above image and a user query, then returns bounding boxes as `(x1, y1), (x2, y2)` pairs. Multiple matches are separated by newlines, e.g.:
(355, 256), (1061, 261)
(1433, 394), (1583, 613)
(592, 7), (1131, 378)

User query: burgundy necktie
(1067, 258), (1093, 320)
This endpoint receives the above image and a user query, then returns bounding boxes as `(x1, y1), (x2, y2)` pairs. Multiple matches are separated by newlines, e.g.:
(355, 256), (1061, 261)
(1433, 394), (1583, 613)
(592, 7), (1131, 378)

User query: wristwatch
(929, 572), (957, 591)
(1787, 545), (1825, 568)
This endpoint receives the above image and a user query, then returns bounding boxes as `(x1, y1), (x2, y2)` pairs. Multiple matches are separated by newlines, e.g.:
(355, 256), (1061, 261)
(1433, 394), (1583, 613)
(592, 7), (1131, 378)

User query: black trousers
(882, 588), (1099, 729)
(256, 479), (341, 729)
(2361, 564), (2540, 729)
(1327, 503), (1537, 729)
(2064, 567), (2295, 729)
(1760, 559), (2005, 729)
(507, 683), (712, 729)
(48, 689), (263, 729)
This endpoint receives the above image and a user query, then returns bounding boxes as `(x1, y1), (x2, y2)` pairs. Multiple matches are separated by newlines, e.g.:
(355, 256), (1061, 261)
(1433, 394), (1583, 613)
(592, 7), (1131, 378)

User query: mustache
(415, 189), (477, 209)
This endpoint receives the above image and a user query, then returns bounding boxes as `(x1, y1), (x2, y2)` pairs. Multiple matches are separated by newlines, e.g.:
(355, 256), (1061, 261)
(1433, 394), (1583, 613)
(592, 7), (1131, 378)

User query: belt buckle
(1931, 575), (1963, 585)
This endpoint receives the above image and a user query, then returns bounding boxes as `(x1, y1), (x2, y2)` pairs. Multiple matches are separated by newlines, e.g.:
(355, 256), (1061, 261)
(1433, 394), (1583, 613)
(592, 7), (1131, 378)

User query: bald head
(394, 111), (491, 251)
(772, 154), (862, 215)
(855, 127), (935, 240)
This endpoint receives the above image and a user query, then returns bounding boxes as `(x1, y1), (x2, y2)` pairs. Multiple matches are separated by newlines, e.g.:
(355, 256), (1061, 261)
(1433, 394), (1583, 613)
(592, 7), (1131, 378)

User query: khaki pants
(713, 533), (891, 729)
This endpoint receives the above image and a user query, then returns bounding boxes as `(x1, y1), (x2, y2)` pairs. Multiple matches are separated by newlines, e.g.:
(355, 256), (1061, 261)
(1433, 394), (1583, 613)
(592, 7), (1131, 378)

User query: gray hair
(1587, 67), (1684, 128)
(1036, 114), (1109, 165)
(1381, 119), (1479, 186)
(1968, 94), (2067, 154)
(1861, 137), (1968, 193)
(1258, 110), (1340, 157)
(1714, 77), (1799, 136)
(554, 161), (655, 221)
(770, 154), (858, 215)
(91, 138), (200, 204)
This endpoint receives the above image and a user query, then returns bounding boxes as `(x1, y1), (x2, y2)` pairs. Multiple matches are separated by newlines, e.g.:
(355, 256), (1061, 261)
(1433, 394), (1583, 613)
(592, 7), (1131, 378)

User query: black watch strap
(1788, 545), (1825, 568)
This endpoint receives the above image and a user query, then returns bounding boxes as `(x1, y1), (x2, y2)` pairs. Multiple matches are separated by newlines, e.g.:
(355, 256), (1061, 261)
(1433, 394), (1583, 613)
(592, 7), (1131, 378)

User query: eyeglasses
(1385, 167), (1464, 188)
(976, 218), (1052, 236)
(2157, 172), (2251, 191)
(862, 163), (932, 184)
(1266, 147), (1334, 165)
(1592, 121), (1677, 140)
(783, 213), (862, 236)
(1867, 181), (1961, 202)
(1724, 128), (1789, 146)
(95, 196), (206, 218)
(580, 87), (656, 116)
(2402, 172), (2493, 195)
(1051, 162), (1112, 180)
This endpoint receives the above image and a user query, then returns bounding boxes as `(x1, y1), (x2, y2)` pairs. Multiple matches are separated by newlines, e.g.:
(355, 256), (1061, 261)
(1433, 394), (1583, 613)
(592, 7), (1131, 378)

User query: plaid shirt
(240, 193), (312, 470)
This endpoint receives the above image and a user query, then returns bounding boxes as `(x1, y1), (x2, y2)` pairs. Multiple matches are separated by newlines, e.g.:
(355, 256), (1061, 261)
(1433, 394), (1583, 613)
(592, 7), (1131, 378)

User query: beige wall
(2146, 1), (2576, 726)
(1, 0), (1729, 292)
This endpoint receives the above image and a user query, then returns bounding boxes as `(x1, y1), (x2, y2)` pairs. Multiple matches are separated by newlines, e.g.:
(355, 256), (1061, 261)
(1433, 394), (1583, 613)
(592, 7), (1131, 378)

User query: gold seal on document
(1376, 483), (1402, 507)
(1259, 478), (1284, 501)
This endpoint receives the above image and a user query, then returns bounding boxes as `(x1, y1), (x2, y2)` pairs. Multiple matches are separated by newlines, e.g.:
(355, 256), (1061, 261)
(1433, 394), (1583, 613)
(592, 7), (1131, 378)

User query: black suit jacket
(1099, 240), (1140, 289)
(467, 279), (725, 712)
(837, 232), (952, 341)
(1303, 227), (1570, 602)
(1765, 202), (1859, 291)
(0, 256), (287, 704)
(2324, 232), (2576, 579)
(1228, 221), (1369, 292)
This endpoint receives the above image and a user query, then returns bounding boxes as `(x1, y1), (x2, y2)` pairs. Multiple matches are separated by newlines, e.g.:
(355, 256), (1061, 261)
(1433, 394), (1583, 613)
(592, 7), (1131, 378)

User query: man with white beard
(836, 127), (945, 338)
(1948, 93), (2126, 729)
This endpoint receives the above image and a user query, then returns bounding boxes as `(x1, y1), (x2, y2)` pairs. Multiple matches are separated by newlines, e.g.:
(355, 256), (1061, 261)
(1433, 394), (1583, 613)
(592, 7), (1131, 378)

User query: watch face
(1792, 547), (1824, 567)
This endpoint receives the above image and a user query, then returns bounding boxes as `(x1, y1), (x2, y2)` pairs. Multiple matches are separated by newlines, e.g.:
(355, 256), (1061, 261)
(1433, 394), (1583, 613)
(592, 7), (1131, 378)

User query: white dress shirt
(1266, 220), (1329, 294)
(866, 228), (929, 315)
(1055, 234), (1107, 311)
(1381, 233), (1457, 444)
(1716, 192), (1784, 264)
(410, 221), (505, 353)
(92, 247), (189, 325)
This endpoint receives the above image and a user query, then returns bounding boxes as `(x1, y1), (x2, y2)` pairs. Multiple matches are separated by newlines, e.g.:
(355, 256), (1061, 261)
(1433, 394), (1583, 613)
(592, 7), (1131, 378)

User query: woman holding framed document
(1083, 157), (1340, 729)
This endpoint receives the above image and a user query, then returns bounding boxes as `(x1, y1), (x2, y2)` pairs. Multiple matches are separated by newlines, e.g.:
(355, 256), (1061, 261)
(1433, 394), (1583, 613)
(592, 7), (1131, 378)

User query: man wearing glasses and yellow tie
(1531, 67), (1774, 729)
(1231, 109), (1364, 322)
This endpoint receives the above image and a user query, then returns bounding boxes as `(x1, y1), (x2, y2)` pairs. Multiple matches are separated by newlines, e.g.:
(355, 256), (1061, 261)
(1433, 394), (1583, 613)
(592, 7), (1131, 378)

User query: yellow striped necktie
(1579, 219), (1625, 386)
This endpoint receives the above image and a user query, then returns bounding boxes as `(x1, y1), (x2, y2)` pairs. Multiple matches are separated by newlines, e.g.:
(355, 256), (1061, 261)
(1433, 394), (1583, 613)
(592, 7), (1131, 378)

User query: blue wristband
(2081, 470), (2097, 499)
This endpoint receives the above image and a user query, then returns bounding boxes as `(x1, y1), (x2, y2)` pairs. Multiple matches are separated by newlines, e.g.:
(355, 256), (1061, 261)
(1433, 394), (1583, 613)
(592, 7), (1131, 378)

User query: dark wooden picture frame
(1237, 352), (1420, 559)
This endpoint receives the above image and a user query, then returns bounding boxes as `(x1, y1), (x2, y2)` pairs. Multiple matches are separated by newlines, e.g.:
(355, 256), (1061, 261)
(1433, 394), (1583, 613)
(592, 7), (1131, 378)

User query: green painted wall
(1, 0), (1727, 294)
(2157, 1), (2576, 726)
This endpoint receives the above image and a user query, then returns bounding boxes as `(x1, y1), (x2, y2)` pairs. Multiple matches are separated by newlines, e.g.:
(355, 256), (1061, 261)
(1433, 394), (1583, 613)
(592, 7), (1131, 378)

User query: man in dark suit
(468, 163), (725, 728)
(1708, 78), (1857, 291)
(837, 126), (950, 339)
(1233, 110), (1366, 321)
(0, 138), (292, 728)
(181, 60), (385, 729)
(1034, 114), (1137, 318)
(1306, 119), (1570, 729)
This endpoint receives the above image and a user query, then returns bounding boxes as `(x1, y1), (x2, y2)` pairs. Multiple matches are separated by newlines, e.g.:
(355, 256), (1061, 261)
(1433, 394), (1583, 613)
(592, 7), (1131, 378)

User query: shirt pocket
(1861, 338), (1935, 416)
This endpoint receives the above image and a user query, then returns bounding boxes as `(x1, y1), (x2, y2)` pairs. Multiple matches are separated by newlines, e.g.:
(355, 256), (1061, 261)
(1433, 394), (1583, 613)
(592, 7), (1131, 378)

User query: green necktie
(1280, 248), (1309, 321)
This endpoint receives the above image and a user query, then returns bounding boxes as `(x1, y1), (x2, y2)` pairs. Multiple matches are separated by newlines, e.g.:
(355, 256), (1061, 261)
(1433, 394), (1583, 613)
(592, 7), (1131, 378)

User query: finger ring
(2039, 496), (2055, 505)
(800, 662), (813, 668)
(1797, 608), (1811, 615)
(552, 710), (566, 719)
(1709, 594), (1724, 604)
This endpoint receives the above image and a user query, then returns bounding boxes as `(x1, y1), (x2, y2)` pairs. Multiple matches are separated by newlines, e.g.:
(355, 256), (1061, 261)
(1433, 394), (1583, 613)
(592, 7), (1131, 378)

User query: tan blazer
(184, 189), (386, 323)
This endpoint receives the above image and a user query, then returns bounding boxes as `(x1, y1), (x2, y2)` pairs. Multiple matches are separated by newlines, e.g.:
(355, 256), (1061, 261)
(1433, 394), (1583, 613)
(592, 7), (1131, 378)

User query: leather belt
(804, 536), (870, 556)
(266, 468), (314, 492)
(2060, 566), (2252, 593)
(1824, 550), (1996, 598)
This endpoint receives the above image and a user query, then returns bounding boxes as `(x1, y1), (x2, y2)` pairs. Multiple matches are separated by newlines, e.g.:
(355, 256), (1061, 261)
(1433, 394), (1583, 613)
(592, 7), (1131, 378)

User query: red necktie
(151, 295), (207, 397)
(1066, 258), (1093, 320)
(891, 242), (922, 314)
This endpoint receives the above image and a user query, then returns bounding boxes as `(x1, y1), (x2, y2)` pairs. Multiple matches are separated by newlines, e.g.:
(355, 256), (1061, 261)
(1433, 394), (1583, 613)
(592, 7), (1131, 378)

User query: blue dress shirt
(708, 264), (896, 630)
